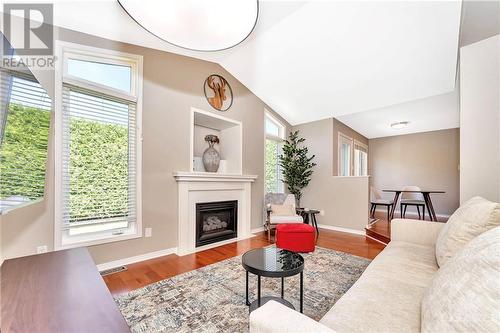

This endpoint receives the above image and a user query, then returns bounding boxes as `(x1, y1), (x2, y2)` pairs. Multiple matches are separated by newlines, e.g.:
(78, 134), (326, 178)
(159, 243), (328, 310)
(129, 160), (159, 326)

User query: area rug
(115, 247), (370, 333)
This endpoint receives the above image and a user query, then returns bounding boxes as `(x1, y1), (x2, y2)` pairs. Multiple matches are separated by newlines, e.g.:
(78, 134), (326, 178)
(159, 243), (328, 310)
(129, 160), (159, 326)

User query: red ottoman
(276, 224), (316, 253)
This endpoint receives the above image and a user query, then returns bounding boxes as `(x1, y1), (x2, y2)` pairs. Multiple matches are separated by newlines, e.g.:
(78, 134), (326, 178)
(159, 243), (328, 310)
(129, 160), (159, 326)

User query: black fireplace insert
(196, 200), (238, 247)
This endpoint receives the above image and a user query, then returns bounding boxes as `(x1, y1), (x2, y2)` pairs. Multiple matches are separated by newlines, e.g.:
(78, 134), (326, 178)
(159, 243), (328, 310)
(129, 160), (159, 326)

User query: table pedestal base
(249, 296), (294, 313)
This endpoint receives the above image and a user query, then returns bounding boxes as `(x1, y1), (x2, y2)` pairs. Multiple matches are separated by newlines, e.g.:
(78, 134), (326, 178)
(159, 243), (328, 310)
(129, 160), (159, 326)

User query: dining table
(382, 189), (445, 222)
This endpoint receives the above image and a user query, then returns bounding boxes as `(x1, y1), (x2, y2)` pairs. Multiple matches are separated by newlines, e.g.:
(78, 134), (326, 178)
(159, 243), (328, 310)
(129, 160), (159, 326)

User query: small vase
(203, 142), (220, 172)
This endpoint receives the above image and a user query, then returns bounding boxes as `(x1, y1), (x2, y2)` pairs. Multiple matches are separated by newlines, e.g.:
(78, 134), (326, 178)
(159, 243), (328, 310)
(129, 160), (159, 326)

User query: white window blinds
(0, 69), (51, 212)
(61, 83), (137, 230)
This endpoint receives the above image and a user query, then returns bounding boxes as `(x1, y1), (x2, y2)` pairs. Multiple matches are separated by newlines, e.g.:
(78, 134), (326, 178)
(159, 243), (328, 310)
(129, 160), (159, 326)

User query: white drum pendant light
(118, 0), (259, 51)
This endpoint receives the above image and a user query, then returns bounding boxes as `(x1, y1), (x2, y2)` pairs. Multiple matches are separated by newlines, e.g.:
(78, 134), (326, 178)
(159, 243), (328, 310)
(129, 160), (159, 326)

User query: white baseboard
(96, 247), (178, 271)
(253, 224), (365, 236)
(317, 224), (365, 236)
(251, 226), (265, 233)
(254, 224), (366, 236)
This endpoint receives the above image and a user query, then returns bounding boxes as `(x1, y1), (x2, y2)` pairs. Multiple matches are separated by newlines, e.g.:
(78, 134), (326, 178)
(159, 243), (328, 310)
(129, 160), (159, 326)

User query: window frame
(54, 41), (143, 250)
(338, 132), (353, 176)
(337, 133), (369, 177)
(0, 68), (52, 214)
(264, 112), (285, 193)
(353, 140), (368, 176)
(63, 51), (138, 101)
(265, 112), (285, 142)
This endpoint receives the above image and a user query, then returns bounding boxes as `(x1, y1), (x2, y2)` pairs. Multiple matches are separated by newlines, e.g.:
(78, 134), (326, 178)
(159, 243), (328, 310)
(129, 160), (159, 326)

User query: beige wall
(332, 118), (369, 176)
(293, 118), (370, 231)
(1, 27), (290, 264)
(369, 128), (460, 216)
(460, 34), (500, 203)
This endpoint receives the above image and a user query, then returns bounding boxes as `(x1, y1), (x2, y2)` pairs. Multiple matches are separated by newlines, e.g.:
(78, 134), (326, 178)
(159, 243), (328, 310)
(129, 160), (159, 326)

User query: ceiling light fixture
(390, 121), (409, 129)
(118, 0), (259, 52)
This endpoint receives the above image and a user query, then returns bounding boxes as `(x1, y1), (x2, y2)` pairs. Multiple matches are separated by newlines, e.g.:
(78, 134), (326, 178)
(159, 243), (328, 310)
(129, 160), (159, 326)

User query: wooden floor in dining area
(103, 229), (386, 296)
(366, 210), (449, 244)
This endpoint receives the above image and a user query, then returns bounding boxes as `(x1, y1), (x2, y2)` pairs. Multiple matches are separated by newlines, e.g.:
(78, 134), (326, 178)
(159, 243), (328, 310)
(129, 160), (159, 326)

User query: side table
(297, 208), (320, 237)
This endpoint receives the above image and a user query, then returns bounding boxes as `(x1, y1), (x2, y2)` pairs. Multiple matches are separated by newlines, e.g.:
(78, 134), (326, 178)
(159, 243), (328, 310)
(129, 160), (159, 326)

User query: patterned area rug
(115, 247), (370, 333)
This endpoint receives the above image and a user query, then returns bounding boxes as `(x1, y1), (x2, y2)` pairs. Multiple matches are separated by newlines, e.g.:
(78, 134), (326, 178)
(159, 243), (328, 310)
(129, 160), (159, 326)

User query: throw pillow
(421, 226), (500, 332)
(435, 196), (500, 267)
(271, 204), (295, 216)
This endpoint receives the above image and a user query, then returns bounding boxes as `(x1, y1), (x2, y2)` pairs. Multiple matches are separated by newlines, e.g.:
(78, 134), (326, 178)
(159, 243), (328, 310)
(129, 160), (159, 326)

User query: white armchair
(264, 193), (303, 241)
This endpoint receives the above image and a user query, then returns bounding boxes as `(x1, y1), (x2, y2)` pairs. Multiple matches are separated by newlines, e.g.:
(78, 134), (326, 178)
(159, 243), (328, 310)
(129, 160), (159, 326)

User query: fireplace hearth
(196, 200), (238, 247)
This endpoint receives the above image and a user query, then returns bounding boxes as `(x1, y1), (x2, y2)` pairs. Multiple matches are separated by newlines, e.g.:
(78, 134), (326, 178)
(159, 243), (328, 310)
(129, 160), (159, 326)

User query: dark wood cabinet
(1, 247), (130, 332)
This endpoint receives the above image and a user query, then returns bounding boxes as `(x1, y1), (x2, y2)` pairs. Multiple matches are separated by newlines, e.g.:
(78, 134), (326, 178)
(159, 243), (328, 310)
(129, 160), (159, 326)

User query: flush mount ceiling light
(118, 0), (259, 52)
(390, 121), (409, 129)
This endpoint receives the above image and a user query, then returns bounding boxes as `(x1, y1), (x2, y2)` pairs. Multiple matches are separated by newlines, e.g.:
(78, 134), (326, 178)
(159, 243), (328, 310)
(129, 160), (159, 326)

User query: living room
(0, 1), (499, 332)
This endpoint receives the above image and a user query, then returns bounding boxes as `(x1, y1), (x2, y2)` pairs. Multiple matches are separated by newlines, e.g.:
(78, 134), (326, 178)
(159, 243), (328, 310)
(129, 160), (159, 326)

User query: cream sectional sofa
(250, 197), (500, 333)
(250, 219), (443, 333)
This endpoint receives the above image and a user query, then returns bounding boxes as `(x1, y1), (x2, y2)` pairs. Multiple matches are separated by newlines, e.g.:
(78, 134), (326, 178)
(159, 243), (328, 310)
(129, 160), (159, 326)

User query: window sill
(0, 198), (44, 216)
(58, 227), (142, 250)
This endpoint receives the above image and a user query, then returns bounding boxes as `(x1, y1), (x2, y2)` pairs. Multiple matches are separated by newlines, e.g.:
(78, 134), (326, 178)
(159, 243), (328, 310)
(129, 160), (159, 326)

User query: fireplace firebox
(196, 200), (238, 247)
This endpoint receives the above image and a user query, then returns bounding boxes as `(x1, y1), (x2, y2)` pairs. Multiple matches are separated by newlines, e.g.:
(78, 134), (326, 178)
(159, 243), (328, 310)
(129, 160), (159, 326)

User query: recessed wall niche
(190, 108), (242, 174)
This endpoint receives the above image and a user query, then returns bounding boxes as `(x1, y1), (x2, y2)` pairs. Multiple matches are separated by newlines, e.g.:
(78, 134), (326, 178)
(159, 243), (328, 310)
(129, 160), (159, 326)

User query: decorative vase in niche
(203, 134), (220, 172)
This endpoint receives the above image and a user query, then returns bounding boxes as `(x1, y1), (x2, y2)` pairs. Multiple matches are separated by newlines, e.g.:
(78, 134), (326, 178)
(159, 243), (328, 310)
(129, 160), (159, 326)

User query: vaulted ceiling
(20, 1), (498, 137)
(222, 1), (462, 126)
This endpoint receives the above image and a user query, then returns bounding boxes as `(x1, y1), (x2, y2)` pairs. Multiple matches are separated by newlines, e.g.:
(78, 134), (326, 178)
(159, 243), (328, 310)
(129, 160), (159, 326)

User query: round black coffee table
(241, 247), (304, 313)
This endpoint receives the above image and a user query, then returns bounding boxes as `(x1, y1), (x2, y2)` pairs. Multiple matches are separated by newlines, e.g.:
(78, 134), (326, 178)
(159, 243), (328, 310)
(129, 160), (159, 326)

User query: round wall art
(204, 74), (233, 111)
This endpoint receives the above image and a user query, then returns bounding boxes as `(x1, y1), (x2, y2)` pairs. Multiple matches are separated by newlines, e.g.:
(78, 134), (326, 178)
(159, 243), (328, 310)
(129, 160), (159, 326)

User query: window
(338, 133), (368, 177)
(67, 58), (132, 93)
(354, 141), (368, 176)
(265, 117), (281, 138)
(338, 133), (352, 176)
(265, 113), (285, 193)
(55, 42), (143, 249)
(0, 69), (51, 213)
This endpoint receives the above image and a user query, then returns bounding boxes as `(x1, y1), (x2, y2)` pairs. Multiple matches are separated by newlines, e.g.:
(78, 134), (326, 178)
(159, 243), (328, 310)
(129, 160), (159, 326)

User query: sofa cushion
(435, 196), (500, 267)
(319, 241), (438, 332)
(422, 226), (500, 332)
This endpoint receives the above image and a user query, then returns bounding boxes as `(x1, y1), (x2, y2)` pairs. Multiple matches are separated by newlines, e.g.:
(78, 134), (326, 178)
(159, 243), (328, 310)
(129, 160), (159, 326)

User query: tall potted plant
(279, 130), (316, 207)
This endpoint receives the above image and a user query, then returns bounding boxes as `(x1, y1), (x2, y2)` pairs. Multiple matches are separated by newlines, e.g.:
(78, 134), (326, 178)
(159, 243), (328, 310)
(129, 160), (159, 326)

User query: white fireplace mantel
(173, 171), (258, 183)
(174, 171), (258, 255)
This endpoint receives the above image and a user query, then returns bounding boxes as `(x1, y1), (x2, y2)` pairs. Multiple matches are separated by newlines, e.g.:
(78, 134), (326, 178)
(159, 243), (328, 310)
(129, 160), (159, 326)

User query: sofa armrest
(249, 301), (335, 333)
(391, 218), (445, 246)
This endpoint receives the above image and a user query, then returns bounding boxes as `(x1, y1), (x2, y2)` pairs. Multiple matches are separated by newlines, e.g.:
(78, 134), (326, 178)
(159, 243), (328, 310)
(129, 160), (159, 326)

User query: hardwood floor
(103, 229), (385, 296)
(366, 220), (391, 244)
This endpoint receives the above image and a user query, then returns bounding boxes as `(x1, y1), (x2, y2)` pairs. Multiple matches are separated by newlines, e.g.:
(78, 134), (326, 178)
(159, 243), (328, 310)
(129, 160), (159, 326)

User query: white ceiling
(337, 89), (459, 139)
(460, 0), (500, 46)
(48, 0), (301, 64)
(222, 1), (462, 126)
(8, 1), (469, 138)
